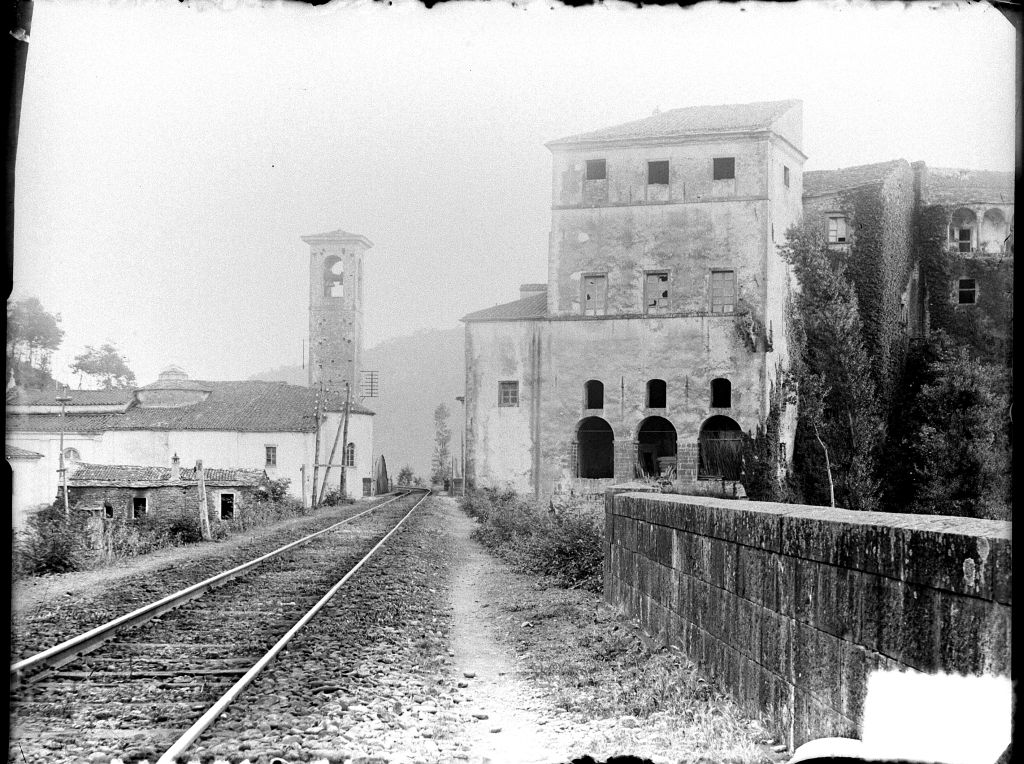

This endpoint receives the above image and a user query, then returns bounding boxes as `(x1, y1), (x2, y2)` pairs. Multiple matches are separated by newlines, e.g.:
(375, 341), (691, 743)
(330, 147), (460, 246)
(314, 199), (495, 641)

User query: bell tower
(300, 228), (373, 395)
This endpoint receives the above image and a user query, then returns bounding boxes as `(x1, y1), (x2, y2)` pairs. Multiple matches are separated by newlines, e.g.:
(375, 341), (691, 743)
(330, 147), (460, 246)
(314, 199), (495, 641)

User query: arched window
(63, 447), (80, 462)
(343, 442), (355, 467)
(646, 379), (666, 408)
(980, 208), (1008, 254)
(711, 378), (731, 408)
(584, 380), (604, 409)
(323, 256), (344, 298)
(949, 209), (977, 253)
(576, 417), (614, 479)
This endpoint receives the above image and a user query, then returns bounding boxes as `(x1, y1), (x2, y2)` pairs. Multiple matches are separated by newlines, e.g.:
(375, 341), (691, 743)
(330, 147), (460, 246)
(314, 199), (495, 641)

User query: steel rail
(10, 490), (414, 687)
(156, 488), (431, 764)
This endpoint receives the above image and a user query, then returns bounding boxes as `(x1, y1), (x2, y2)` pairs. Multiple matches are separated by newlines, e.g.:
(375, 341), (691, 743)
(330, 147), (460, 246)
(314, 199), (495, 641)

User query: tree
(70, 343), (136, 389)
(396, 465), (414, 486)
(782, 223), (883, 511)
(430, 403), (452, 485)
(6, 297), (64, 389)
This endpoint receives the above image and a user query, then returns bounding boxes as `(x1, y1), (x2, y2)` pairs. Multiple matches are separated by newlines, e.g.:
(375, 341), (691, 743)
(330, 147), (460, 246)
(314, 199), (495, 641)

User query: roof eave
(545, 127), (776, 151)
(300, 232), (374, 248)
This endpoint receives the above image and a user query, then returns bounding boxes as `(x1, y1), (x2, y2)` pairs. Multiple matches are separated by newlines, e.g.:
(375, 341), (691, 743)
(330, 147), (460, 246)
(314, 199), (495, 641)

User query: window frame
(712, 157), (736, 181)
(647, 160), (670, 186)
(584, 380), (604, 410)
(956, 278), (978, 305)
(828, 215), (849, 245)
(581, 273), (608, 316)
(498, 381), (520, 408)
(265, 445), (277, 468)
(219, 492), (235, 520)
(709, 269), (737, 315)
(711, 378), (732, 408)
(646, 379), (667, 409)
(585, 159), (607, 181)
(643, 271), (670, 314)
(343, 442), (355, 468)
(784, 166), (790, 188)
(131, 496), (147, 520)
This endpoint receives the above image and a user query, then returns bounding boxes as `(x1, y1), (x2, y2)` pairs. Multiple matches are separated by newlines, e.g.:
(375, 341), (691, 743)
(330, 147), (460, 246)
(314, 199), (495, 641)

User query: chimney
(519, 283), (547, 300)
(170, 453), (180, 482)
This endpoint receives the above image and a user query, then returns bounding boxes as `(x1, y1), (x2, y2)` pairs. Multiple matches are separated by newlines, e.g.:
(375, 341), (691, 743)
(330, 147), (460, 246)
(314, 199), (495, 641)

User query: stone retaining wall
(603, 490), (1011, 748)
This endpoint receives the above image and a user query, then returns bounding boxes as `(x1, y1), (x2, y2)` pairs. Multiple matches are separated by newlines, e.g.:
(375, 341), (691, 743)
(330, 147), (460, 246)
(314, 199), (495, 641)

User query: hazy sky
(11, 0), (1016, 387)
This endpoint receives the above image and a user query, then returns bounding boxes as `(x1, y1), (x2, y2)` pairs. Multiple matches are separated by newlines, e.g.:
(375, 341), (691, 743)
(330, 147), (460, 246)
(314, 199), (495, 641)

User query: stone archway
(698, 415), (743, 480)
(576, 417), (614, 479)
(636, 416), (677, 478)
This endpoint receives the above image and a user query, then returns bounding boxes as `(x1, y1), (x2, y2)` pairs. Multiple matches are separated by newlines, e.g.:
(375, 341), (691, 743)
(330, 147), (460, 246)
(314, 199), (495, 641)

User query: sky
(10, 0), (1017, 388)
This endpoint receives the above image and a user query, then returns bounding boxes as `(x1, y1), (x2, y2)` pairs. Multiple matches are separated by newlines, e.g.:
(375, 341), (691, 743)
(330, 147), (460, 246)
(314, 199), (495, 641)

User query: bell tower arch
(300, 228), (373, 394)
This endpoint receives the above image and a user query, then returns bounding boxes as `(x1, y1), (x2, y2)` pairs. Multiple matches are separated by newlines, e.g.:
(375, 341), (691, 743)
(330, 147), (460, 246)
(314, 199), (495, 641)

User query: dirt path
(447, 506), (564, 763)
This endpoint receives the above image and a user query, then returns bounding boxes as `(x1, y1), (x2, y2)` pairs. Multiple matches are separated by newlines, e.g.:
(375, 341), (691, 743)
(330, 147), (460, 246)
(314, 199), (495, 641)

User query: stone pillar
(677, 442), (699, 484)
(613, 439), (636, 483)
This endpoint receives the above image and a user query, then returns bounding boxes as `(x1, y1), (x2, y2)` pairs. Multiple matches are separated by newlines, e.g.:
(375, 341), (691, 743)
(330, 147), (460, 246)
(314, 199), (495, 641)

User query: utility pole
(56, 391), (72, 515)
(196, 459), (212, 541)
(318, 381), (350, 506)
(339, 381), (351, 501)
(310, 378), (325, 508)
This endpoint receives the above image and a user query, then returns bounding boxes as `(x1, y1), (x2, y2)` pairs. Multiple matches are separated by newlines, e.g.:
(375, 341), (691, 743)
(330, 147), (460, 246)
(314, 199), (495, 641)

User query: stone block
(898, 581), (941, 673)
(876, 576), (907, 662)
(858, 522), (908, 581)
(794, 558), (818, 626)
(775, 553), (797, 619)
(760, 609), (793, 681)
(733, 507), (784, 552)
(937, 592), (1009, 675)
(793, 622), (842, 710)
(840, 643), (868, 723)
(654, 525), (673, 567)
(902, 528), (1001, 600)
(991, 537), (1011, 605)
(736, 596), (762, 661)
(793, 689), (857, 749)
(814, 563), (861, 642)
(736, 544), (765, 606)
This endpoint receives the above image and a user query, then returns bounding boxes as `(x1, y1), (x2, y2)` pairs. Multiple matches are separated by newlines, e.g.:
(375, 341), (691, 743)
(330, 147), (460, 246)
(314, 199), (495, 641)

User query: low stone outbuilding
(7, 444), (47, 530)
(67, 457), (268, 524)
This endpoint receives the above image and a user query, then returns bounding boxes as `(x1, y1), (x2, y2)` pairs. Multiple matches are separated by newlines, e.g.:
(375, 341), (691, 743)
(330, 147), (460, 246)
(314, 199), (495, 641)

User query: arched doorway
(636, 416), (677, 478)
(980, 208), (1008, 254)
(698, 415), (743, 480)
(577, 417), (614, 479)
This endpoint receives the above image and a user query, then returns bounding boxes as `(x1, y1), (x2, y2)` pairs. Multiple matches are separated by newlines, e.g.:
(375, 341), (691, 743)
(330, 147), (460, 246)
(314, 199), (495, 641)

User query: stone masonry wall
(604, 491), (1011, 749)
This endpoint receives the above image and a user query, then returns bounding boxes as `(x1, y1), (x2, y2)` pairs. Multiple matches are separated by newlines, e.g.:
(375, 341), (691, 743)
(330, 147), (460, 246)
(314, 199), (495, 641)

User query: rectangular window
(710, 270), (736, 314)
(828, 215), (849, 244)
(957, 228), (973, 253)
(498, 381), (519, 407)
(132, 496), (147, 519)
(644, 272), (670, 313)
(220, 493), (235, 520)
(265, 445), (277, 467)
(713, 157), (735, 180)
(582, 274), (607, 316)
(784, 166), (790, 187)
(647, 160), (669, 185)
(957, 278), (977, 305)
(585, 159), (606, 181)
(343, 442), (355, 467)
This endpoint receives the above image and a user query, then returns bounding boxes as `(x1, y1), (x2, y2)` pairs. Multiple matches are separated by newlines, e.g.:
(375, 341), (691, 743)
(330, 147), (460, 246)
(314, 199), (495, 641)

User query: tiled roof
(6, 445), (44, 459)
(548, 100), (801, 147)
(921, 168), (1014, 205)
(8, 388), (134, 406)
(803, 160), (907, 197)
(462, 292), (548, 323)
(69, 462), (265, 485)
(6, 380), (374, 434)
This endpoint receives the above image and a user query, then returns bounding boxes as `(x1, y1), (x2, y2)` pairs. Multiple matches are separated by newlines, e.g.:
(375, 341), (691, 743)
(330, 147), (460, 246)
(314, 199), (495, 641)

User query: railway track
(9, 488), (430, 764)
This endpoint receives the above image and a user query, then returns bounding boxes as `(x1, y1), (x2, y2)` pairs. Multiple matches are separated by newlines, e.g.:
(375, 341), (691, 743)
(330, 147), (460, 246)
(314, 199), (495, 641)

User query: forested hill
(249, 326), (465, 480)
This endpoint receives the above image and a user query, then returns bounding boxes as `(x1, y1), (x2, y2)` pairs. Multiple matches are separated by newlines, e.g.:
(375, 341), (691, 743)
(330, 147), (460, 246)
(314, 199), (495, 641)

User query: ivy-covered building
(463, 100), (805, 497)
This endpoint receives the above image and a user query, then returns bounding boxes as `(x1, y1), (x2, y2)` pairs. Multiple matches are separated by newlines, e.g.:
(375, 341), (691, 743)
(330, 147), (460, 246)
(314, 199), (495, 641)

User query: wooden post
(196, 459), (212, 541)
(339, 381), (351, 501)
(310, 380), (325, 509)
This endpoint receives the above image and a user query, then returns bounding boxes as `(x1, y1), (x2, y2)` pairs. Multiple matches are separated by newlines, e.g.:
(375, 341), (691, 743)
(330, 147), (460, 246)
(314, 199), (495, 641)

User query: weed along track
(8, 489), (429, 764)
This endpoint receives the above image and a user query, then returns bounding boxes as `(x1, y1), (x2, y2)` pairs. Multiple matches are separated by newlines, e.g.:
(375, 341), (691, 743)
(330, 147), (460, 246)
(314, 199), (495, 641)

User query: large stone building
(463, 100), (806, 497)
(6, 227), (380, 526)
(463, 101), (1014, 499)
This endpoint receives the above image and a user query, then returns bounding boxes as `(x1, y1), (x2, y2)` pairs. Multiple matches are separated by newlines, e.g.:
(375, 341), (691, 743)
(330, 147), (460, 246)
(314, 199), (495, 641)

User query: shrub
(321, 488), (354, 506)
(14, 501), (92, 576)
(460, 489), (603, 591)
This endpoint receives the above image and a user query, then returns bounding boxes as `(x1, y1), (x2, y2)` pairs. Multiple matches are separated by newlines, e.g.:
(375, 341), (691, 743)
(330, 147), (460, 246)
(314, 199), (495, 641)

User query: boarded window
(647, 379), (667, 408)
(645, 272), (669, 313)
(584, 380), (604, 409)
(265, 445), (277, 467)
(711, 378), (732, 408)
(710, 270), (736, 314)
(498, 381), (519, 407)
(585, 159), (606, 180)
(220, 493), (235, 520)
(648, 160), (669, 185)
(828, 216), (849, 244)
(582, 274), (607, 316)
(343, 442), (355, 467)
(784, 166), (790, 187)
(713, 157), (735, 180)
(957, 278), (977, 304)
(132, 496), (147, 519)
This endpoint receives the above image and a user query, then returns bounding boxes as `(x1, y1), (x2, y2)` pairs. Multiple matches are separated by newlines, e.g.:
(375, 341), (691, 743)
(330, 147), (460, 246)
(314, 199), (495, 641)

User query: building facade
(464, 100), (805, 497)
